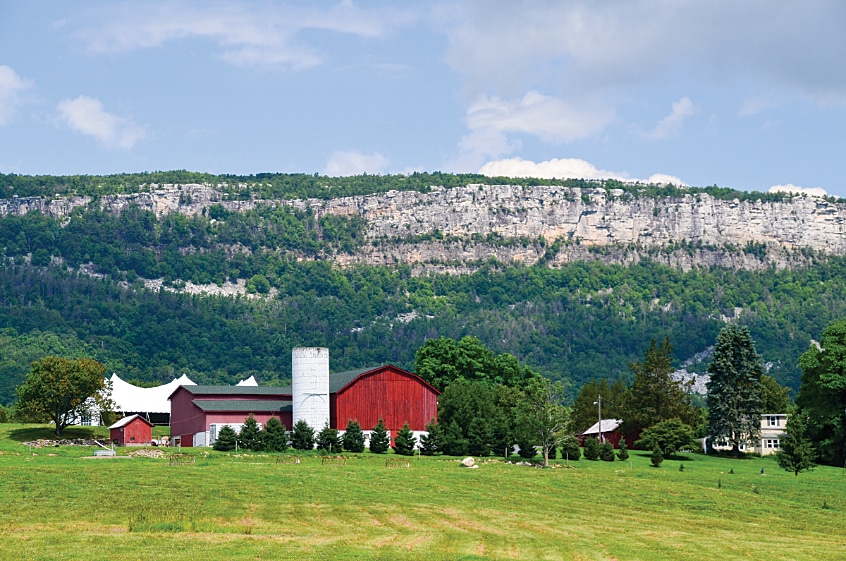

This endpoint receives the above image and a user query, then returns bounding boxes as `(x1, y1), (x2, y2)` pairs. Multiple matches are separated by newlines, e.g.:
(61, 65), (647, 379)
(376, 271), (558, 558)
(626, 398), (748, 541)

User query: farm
(1, 424), (844, 561)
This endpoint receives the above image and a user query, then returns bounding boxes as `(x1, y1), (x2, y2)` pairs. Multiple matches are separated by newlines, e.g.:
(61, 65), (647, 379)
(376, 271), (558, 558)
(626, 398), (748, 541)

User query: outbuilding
(109, 414), (154, 446)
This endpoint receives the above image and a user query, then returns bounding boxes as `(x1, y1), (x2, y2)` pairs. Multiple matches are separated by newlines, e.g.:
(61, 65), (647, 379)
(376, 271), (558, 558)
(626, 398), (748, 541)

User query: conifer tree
(419, 419), (441, 456)
(261, 417), (288, 452)
(707, 325), (765, 456)
(599, 440), (615, 461)
(559, 435), (581, 461)
(583, 436), (600, 460)
(393, 422), (417, 456)
(441, 419), (469, 456)
(369, 417), (390, 454)
(316, 422), (342, 454)
(776, 412), (817, 476)
(616, 438), (629, 460)
(213, 424), (237, 452)
(238, 414), (262, 451)
(290, 419), (315, 451)
(342, 419), (366, 453)
(466, 417), (491, 456)
(651, 445), (664, 467)
(516, 432), (537, 459)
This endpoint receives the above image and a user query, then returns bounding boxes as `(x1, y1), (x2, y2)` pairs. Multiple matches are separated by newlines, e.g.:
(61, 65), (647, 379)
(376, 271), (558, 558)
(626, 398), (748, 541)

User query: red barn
(109, 414), (153, 446)
(168, 365), (439, 447)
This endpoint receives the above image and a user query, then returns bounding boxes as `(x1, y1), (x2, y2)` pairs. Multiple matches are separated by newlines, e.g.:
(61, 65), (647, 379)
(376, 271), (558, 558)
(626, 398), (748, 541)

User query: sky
(1, 1), (845, 196)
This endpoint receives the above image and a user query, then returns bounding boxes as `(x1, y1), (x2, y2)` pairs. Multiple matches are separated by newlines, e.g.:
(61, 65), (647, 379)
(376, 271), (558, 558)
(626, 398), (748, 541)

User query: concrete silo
(292, 347), (330, 432)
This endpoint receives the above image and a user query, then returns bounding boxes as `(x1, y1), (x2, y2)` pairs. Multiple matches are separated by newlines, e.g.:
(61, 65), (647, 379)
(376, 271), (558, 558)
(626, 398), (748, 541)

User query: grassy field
(0, 424), (844, 561)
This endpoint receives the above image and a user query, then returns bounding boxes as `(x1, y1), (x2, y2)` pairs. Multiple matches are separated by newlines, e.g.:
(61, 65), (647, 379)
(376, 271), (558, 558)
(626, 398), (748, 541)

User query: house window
(767, 416), (779, 427)
(765, 439), (780, 449)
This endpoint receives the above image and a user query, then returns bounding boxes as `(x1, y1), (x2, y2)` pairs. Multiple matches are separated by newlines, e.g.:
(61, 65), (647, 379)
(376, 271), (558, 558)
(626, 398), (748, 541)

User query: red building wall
(111, 417), (152, 446)
(333, 366), (438, 434)
(169, 388), (206, 444)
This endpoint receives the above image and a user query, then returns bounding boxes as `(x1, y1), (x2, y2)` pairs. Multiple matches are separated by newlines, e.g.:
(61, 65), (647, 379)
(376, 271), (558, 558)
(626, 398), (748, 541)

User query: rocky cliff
(2, 183), (843, 271)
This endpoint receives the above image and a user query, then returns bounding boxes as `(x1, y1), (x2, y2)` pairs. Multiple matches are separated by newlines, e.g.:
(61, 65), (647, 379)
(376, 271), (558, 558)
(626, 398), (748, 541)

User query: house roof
(110, 373), (195, 414)
(581, 419), (623, 435)
(108, 414), (153, 429)
(192, 399), (292, 413)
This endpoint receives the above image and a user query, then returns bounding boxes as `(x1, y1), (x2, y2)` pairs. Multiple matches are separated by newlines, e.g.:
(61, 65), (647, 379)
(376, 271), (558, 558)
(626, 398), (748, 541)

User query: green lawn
(0, 424), (844, 560)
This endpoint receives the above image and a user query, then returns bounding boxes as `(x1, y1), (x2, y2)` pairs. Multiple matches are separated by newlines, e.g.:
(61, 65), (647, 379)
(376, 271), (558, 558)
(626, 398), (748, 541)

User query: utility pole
(594, 394), (603, 443)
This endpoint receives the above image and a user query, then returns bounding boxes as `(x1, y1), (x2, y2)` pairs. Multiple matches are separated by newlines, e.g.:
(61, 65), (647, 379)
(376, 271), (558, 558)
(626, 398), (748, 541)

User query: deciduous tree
(636, 418), (699, 458)
(517, 377), (569, 467)
(14, 356), (112, 436)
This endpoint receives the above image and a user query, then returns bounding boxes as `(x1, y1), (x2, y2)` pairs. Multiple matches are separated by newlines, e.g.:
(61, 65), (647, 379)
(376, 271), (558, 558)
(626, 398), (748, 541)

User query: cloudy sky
(1, 1), (845, 195)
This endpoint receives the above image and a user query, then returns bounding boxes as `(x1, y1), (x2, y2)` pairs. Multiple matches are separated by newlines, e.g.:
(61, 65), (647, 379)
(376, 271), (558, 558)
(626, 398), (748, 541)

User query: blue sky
(1, 1), (845, 196)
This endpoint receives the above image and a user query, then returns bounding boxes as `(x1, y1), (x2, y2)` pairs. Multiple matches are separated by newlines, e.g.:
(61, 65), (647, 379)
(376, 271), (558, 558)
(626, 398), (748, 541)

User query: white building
(709, 413), (787, 456)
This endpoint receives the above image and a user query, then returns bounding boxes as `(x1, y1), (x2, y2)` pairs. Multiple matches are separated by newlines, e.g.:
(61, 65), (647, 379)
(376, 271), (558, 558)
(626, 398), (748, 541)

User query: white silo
(292, 347), (330, 432)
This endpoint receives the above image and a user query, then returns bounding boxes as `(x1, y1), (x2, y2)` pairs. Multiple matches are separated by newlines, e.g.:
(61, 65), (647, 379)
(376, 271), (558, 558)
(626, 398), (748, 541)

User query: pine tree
(583, 436), (600, 460)
(393, 422), (417, 456)
(342, 419), (366, 453)
(616, 438), (629, 460)
(239, 414), (262, 451)
(261, 417), (288, 452)
(466, 417), (491, 456)
(441, 419), (469, 456)
(290, 419), (315, 451)
(651, 445), (664, 467)
(559, 435), (581, 461)
(516, 432), (537, 459)
(419, 419), (441, 456)
(369, 417), (390, 454)
(707, 325), (765, 456)
(599, 441), (615, 461)
(213, 425), (237, 452)
(316, 422), (342, 454)
(776, 412), (817, 476)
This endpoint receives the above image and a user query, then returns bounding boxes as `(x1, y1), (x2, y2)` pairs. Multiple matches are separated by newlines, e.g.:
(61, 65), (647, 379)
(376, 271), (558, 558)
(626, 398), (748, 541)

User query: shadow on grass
(632, 452), (702, 462)
(7, 426), (106, 442)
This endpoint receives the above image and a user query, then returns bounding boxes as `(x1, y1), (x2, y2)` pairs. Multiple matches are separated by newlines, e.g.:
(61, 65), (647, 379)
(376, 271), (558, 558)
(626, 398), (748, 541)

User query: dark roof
(192, 399), (292, 413)
(178, 386), (287, 396)
(271, 366), (387, 394)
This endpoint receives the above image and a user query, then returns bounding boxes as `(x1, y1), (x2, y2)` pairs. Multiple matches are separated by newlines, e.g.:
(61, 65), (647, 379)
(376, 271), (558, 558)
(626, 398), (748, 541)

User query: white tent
(235, 375), (258, 386)
(108, 373), (196, 415)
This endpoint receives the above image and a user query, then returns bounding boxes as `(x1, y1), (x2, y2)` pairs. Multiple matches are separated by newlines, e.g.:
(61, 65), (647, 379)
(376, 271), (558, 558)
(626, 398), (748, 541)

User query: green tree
(707, 325), (765, 456)
(623, 338), (696, 437)
(776, 411), (817, 476)
(0, 405), (7, 423)
(419, 419), (441, 456)
(369, 418), (390, 454)
(466, 417), (492, 457)
(342, 419), (366, 453)
(393, 422), (417, 456)
(599, 441), (615, 461)
(583, 436), (600, 460)
(238, 414), (262, 451)
(616, 438), (629, 460)
(441, 419), (469, 457)
(517, 377), (569, 467)
(651, 445), (664, 467)
(290, 419), (315, 451)
(761, 375), (790, 413)
(636, 418), (699, 458)
(316, 422), (342, 454)
(261, 417), (288, 452)
(796, 320), (846, 467)
(559, 435), (581, 461)
(213, 425), (237, 451)
(14, 356), (112, 436)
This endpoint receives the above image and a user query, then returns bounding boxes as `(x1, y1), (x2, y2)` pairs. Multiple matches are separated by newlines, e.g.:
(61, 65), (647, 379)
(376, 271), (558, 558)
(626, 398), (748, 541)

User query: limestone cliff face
(2, 183), (843, 270)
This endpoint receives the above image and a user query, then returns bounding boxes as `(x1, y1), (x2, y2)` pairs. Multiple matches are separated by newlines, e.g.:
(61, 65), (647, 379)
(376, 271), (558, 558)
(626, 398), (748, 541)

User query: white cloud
(648, 97), (695, 139)
(738, 96), (780, 117)
(57, 96), (146, 149)
(323, 150), (389, 176)
(478, 156), (684, 186)
(769, 184), (828, 198)
(76, 2), (415, 70)
(0, 66), (32, 125)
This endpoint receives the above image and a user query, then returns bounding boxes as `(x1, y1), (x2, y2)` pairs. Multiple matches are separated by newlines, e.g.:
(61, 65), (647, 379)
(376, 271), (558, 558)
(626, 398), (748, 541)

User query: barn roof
(108, 414), (153, 429)
(171, 385), (287, 399)
(581, 419), (623, 435)
(192, 399), (292, 413)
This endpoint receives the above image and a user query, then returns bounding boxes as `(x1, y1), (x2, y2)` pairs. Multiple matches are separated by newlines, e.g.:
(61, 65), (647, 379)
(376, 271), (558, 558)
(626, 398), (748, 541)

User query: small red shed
(109, 414), (153, 446)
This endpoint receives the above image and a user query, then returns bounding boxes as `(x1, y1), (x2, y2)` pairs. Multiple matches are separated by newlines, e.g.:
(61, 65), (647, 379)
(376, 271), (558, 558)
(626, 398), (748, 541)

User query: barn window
(130, 436), (135, 442)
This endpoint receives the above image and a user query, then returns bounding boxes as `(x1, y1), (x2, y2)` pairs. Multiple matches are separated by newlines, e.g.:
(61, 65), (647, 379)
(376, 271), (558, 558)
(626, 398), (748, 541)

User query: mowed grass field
(0, 424), (844, 561)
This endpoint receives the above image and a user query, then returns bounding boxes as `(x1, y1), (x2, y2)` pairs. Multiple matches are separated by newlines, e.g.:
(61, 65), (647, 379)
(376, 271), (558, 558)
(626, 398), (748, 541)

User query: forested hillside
(0, 172), (844, 406)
